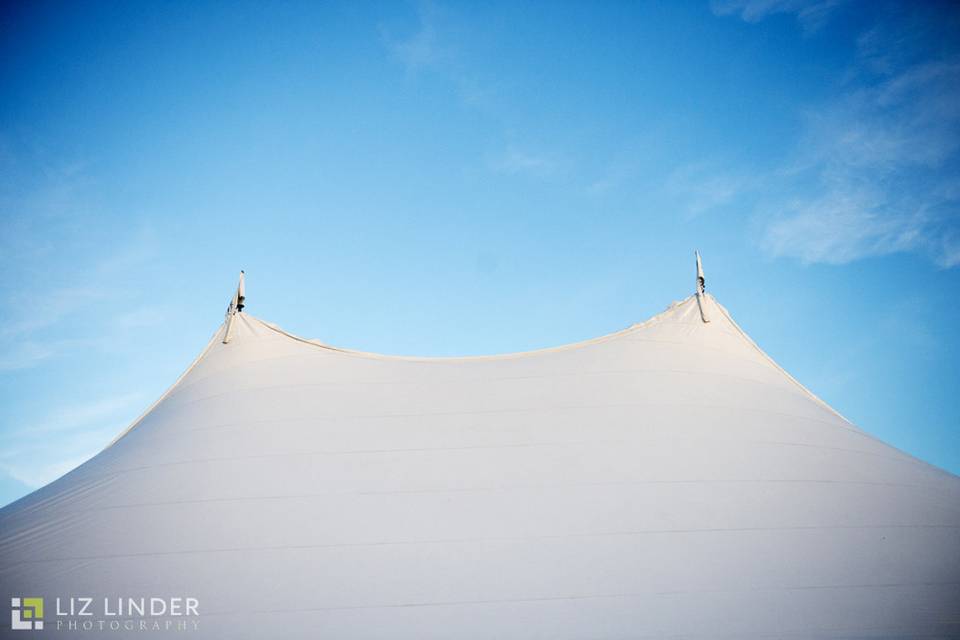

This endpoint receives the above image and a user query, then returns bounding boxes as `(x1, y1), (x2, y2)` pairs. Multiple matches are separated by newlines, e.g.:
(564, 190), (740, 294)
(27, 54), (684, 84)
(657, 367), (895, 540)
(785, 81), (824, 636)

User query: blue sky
(1, 0), (959, 506)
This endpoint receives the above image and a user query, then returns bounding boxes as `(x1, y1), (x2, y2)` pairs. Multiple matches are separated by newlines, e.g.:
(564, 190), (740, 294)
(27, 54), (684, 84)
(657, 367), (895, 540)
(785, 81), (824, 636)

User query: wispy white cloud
(585, 169), (630, 196)
(488, 145), (561, 178)
(1, 286), (110, 338)
(666, 163), (754, 217)
(111, 306), (166, 331)
(380, 3), (497, 110)
(707, 2), (960, 268)
(0, 341), (58, 372)
(0, 149), (159, 371)
(762, 186), (914, 265)
(382, 2), (444, 73)
(761, 54), (960, 266)
(11, 393), (145, 437)
(0, 277), (152, 373)
(0, 457), (90, 491)
(712, 0), (848, 33)
(0, 145), (162, 503)
(0, 392), (144, 489)
(0, 339), (84, 372)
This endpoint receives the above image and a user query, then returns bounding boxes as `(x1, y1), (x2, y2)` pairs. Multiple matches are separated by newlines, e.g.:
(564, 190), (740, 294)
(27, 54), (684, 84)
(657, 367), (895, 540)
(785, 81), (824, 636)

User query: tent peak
(695, 251), (710, 323)
(222, 271), (246, 344)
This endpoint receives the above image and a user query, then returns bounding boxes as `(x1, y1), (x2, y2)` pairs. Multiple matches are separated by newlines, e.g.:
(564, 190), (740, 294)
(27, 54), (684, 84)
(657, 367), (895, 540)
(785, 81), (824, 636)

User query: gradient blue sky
(1, 0), (959, 506)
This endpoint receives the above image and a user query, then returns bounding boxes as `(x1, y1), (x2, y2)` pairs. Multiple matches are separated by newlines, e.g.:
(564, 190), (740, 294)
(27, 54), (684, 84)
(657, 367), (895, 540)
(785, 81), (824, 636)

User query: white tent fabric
(2, 293), (959, 638)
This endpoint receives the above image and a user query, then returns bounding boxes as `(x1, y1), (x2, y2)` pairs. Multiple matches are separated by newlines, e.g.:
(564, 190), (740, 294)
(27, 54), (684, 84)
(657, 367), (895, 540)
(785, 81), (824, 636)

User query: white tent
(2, 270), (959, 638)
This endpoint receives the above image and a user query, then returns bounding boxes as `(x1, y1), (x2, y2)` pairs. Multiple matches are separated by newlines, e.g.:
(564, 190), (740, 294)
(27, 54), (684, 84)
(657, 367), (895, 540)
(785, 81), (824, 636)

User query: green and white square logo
(11, 598), (43, 631)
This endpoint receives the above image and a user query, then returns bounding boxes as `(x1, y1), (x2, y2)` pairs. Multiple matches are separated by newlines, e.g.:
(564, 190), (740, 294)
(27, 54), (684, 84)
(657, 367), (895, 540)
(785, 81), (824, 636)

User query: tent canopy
(2, 278), (959, 638)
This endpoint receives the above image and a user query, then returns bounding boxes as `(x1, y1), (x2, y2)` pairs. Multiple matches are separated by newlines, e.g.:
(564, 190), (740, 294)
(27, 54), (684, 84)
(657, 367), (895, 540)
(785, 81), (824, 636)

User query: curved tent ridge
(101, 291), (849, 454)
(245, 293), (849, 428)
(249, 295), (702, 363)
(102, 293), (705, 450)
